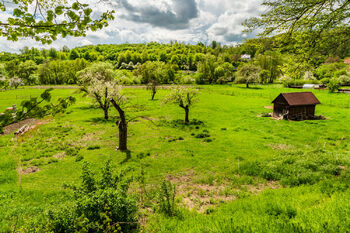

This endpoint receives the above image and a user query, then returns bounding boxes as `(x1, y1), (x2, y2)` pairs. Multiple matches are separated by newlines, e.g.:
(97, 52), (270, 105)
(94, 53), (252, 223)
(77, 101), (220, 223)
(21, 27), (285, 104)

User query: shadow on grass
(120, 150), (131, 164)
(156, 119), (205, 130)
(237, 86), (263, 90)
(77, 105), (99, 110)
(85, 116), (119, 124)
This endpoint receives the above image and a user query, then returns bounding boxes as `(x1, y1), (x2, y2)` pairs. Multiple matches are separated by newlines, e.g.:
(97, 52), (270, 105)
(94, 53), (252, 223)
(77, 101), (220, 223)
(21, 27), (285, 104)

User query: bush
(328, 78), (340, 93)
(45, 160), (138, 232)
(338, 75), (350, 85)
(180, 75), (196, 84)
(194, 73), (206, 84)
(320, 78), (330, 84)
(157, 180), (178, 217)
(314, 62), (347, 80)
(115, 70), (141, 85)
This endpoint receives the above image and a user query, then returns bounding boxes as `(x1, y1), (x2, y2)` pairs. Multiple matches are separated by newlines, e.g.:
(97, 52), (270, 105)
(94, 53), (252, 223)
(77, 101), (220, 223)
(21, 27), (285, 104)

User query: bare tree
(163, 86), (199, 124)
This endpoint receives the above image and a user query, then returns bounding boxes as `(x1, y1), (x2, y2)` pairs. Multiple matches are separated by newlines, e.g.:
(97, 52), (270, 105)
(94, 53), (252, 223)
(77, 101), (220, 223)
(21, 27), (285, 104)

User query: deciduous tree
(9, 77), (23, 89)
(163, 86), (199, 123)
(244, 0), (350, 54)
(78, 62), (116, 120)
(236, 64), (261, 88)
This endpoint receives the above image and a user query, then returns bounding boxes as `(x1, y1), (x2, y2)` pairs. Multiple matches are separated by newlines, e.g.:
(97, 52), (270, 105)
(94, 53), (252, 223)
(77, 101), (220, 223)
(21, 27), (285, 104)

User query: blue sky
(0, 0), (264, 52)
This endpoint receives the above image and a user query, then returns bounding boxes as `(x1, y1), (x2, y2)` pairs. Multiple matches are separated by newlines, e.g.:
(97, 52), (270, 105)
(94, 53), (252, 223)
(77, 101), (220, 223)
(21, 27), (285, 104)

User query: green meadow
(0, 85), (349, 232)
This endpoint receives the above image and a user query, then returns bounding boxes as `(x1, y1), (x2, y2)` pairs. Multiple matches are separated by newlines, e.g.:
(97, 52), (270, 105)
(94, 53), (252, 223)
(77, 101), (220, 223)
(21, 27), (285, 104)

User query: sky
(0, 0), (264, 52)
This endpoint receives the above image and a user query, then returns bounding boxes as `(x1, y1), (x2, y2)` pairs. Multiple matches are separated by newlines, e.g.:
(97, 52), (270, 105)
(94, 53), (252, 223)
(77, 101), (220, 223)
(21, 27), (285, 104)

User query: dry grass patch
(21, 166), (40, 175)
(269, 143), (294, 151)
(166, 172), (281, 213)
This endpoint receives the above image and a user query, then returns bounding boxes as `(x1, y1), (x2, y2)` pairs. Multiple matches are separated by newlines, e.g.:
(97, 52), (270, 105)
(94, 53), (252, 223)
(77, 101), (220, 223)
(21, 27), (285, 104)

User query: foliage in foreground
(0, 88), (75, 133)
(148, 186), (350, 233)
(45, 160), (138, 233)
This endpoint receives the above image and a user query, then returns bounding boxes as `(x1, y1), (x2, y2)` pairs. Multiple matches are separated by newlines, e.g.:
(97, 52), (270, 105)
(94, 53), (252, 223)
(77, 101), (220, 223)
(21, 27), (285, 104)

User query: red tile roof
(272, 92), (321, 106)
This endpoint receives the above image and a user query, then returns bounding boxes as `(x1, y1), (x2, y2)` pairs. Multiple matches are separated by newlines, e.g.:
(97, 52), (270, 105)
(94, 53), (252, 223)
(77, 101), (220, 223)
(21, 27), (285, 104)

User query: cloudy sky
(0, 0), (264, 52)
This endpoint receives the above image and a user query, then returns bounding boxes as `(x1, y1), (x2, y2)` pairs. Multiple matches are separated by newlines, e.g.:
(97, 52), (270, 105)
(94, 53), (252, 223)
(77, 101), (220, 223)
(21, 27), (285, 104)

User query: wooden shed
(272, 92), (321, 120)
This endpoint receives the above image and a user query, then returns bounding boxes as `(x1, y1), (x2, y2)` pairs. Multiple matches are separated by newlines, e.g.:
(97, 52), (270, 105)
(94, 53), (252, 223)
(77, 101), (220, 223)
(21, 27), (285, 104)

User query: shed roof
(272, 92), (321, 106)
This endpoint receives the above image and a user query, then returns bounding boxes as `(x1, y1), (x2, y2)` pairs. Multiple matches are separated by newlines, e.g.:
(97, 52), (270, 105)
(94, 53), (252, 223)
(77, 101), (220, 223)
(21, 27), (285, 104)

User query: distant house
(272, 92), (321, 120)
(241, 54), (251, 61)
(344, 58), (350, 64)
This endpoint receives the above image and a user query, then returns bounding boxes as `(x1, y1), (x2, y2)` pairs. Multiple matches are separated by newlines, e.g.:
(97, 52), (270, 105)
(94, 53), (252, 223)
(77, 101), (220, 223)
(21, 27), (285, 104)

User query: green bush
(45, 160), (138, 232)
(314, 62), (347, 80)
(338, 75), (350, 85)
(157, 180), (178, 217)
(320, 78), (330, 84)
(180, 75), (196, 84)
(328, 78), (340, 93)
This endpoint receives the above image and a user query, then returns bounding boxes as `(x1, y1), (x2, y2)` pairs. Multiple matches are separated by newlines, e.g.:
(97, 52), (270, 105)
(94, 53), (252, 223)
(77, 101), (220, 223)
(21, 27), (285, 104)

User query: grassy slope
(0, 85), (349, 232)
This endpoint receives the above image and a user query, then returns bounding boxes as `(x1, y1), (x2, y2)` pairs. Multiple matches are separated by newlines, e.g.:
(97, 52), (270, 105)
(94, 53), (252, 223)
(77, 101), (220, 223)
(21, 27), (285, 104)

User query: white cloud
(0, 0), (264, 52)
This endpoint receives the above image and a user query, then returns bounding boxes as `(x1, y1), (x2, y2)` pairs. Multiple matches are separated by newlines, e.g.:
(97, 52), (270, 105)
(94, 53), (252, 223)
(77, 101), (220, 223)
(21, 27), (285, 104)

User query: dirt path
(2, 119), (39, 135)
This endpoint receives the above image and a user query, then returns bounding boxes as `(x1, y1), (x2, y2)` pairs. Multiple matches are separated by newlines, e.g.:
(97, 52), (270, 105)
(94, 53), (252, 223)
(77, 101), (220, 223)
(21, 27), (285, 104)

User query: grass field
(0, 85), (349, 232)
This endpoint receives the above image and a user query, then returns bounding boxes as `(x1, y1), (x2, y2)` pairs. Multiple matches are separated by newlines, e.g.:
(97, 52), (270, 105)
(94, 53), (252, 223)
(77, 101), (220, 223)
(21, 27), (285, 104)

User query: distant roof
(344, 58), (350, 64)
(303, 84), (320, 89)
(241, 54), (251, 59)
(272, 92), (321, 106)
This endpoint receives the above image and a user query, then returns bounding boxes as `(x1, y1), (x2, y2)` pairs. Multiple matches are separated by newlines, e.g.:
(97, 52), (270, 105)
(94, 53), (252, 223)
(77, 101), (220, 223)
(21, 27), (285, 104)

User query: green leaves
(40, 88), (53, 101)
(46, 161), (138, 232)
(54, 6), (64, 15)
(0, 0), (115, 44)
(244, 0), (350, 54)
(0, 89), (75, 129)
(72, 2), (79, 10)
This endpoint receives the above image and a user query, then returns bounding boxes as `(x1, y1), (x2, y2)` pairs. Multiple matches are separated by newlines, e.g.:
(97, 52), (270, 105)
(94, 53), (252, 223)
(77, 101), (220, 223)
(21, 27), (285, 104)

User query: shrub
(195, 133), (210, 139)
(320, 78), (330, 84)
(157, 180), (177, 217)
(75, 155), (84, 162)
(314, 62), (347, 80)
(328, 78), (340, 93)
(180, 75), (196, 84)
(87, 145), (101, 150)
(45, 160), (138, 232)
(338, 75), (350, 85)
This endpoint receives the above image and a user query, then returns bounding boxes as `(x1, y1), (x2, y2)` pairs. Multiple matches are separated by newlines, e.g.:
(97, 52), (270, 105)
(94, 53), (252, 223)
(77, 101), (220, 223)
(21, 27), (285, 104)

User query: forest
(0, 34), (350, 90)
(1, 35), (350, 89)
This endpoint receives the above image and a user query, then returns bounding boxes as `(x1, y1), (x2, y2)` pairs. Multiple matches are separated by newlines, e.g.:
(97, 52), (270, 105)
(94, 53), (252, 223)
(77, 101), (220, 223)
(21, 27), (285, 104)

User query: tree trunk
(246, 83), (249, 88)
(184, 107), (189, 124)
(118, 120), (127, 151)
(151, 90), (156, 100)
(103, 108), (109, 120)
(111, 99), (128, 151)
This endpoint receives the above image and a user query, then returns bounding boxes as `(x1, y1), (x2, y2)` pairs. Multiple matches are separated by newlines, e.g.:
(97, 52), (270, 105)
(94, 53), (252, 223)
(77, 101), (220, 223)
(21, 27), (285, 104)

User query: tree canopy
(0, 0), (115, 44)
(245, 0), (350, 37)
